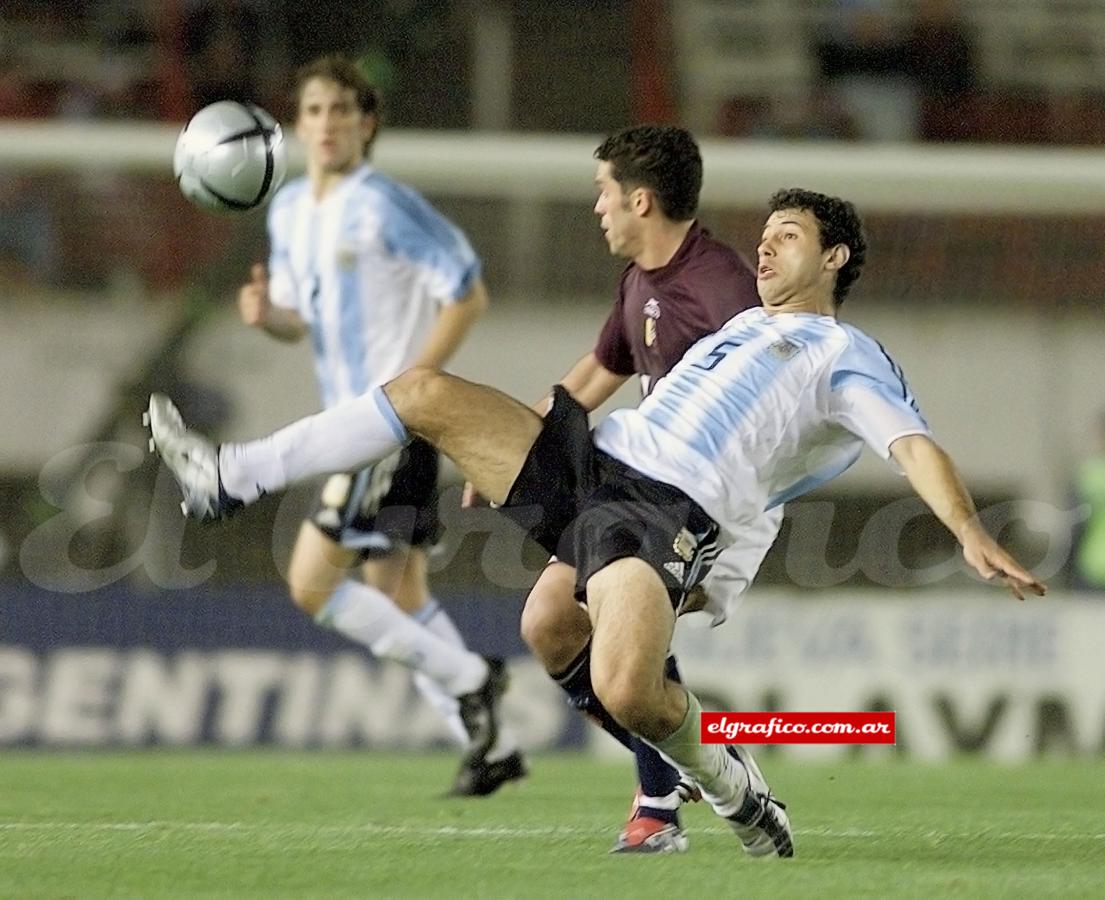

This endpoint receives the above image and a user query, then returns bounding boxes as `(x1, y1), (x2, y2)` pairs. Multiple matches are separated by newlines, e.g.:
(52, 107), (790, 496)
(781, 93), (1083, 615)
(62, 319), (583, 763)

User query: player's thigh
(520, 560), (592, 670)
(384, 367), (542, 506)
(361, 549), (429, 615)
(586, 557), (675, 711)
(287, 521), (359, 614)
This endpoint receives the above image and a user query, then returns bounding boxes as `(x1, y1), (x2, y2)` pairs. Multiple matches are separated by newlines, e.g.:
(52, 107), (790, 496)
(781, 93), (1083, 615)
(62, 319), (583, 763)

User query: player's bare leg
(286, 521), (360, 615)
(281, 519), (520, 791)
(586, 557), (793, 857)
(285, 526), (469, 739)
(522, 562), (699, 853)
(520, 562), (592, 673)
(585, 558), (684, 740)
(524, 561), (639, 756)
(145, 371), (536, 792)
(382, 550), (428, 615)
(383, 367), (543, 505)
(146, 368), (541, 518)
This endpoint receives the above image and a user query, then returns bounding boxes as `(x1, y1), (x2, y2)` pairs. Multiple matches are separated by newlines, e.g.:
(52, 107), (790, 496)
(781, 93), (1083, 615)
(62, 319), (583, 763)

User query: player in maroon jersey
(521, 125), (765, 853)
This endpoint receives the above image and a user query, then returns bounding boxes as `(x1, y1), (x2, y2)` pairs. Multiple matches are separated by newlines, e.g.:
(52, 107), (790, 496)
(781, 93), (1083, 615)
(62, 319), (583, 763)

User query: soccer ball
(173, 101), (287, 214)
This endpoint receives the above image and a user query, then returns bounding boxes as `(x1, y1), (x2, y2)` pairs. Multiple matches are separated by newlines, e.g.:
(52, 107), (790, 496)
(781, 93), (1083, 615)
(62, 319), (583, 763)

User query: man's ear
(632, 186), (653, 216)
(361, 113), (379, 148)
(826, 243), (851, 271)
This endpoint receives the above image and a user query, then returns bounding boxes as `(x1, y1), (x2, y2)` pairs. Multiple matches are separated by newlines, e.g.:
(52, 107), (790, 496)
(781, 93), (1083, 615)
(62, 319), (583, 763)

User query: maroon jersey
(593, 223), (759, 393)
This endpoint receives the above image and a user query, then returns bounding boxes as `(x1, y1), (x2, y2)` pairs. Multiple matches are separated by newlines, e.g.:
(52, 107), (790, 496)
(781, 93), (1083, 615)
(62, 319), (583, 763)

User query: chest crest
(643, 297), (661, 347)
(768, 338), (802, 360)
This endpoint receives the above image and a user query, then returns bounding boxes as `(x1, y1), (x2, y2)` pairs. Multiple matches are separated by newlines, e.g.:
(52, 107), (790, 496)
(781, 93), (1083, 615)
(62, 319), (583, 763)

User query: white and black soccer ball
(173, 101), (287, 214)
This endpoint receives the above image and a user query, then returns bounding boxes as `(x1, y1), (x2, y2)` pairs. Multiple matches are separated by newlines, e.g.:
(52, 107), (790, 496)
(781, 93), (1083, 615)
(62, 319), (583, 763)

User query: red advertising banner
(701, 711), (896, 745)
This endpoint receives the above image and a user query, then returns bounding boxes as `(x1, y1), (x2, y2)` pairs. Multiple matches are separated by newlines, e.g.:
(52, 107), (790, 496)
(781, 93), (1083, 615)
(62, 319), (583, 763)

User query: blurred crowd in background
(5, 0), (1105, 295)
(0, 1), (469, 128)
(2, 0), (1105, 142)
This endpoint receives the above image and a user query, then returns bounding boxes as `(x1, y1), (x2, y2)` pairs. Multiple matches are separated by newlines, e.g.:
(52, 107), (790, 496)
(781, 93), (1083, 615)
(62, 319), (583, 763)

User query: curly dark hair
(768, 188), (867, 305)
(294, 54), (381, 152)
(594, 125), (702, 221)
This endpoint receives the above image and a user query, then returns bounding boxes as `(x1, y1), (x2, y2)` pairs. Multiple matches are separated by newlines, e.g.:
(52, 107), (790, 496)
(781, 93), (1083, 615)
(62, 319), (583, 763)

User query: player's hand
(681, 584), (710, 615)
(238, 263), (270, 327)
(961, 529), (1047, 601)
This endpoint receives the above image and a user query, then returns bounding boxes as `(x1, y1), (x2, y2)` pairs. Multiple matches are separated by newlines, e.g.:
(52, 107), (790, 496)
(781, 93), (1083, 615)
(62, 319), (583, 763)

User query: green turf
(0, 752), (1102, 899)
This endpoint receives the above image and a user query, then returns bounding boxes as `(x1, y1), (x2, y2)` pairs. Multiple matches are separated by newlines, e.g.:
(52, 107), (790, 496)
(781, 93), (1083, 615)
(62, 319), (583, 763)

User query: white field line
(0, 822), (1102, 842)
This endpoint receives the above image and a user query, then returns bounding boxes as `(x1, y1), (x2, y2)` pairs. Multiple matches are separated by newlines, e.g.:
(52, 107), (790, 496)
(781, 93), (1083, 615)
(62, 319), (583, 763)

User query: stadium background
(1, 2), (1104, 896)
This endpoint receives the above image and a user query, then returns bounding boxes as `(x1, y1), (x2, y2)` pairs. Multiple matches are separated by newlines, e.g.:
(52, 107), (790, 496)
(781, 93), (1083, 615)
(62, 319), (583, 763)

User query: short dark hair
(768, 188), (867, 305)
(594, 125), (702, 221)
(293, 55), (381, 150)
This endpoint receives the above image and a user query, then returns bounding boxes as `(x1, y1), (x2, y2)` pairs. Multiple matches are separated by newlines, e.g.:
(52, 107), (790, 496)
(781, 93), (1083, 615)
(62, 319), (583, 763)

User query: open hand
(962, 533), (1047, 601)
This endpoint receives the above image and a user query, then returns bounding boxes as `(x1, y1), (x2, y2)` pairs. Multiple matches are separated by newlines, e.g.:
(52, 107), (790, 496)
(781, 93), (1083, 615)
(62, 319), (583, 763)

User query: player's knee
(519, 603), (559, 669)
(591, 669), (651, 734)
(521, 595), (587, 673)
(287, 577), (332, 617)
(384, 366), (447, 429)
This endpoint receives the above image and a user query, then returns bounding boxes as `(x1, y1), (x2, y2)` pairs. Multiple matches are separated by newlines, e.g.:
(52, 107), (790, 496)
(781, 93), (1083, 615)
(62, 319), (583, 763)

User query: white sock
(648, 691), (749, 817)
(410, 599), (468, 746)
(411, 671), (469, 746)
(415, 598), (519, 762)
(316, 581), (488, 698)
(415, 597), (467, 648)
(221, 386), (407, 504)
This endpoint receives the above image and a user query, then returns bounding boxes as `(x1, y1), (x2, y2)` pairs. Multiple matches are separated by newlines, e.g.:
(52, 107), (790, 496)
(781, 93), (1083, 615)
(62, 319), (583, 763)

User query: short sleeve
(377, 185), (481, 303)
(829, 335), (930, 460)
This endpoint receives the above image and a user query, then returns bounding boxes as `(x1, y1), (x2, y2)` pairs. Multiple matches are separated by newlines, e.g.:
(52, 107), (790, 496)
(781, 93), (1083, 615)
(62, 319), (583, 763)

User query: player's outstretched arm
(890, 434), (1047, 600)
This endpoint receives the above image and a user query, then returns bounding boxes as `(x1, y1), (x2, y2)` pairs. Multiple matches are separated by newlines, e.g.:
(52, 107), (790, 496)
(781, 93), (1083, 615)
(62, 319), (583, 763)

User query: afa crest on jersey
(672, 527), (697, 562)
(769, 338), (802, 360)
(643, 297), (661, 347)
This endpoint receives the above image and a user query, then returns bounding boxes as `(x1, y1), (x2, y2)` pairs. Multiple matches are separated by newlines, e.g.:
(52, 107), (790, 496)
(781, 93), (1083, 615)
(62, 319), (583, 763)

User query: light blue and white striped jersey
(594, 307), (930, 546)
(267, 163), (480, 408)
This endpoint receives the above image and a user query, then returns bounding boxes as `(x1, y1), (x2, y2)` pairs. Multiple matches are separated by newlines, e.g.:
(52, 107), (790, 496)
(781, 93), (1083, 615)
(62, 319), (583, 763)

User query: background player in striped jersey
(148, 187), (1045, 857)
(235, 54), (523, 795)
(509, 125), (776, 853)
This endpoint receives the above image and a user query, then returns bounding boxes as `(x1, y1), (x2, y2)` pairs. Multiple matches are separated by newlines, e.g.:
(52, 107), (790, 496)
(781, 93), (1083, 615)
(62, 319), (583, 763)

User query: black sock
(631, 655), (685, 825)
(551, 643), (634, 751)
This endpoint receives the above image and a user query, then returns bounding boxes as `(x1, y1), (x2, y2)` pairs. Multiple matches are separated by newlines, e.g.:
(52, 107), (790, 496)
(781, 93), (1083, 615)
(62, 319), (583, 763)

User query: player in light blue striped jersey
(149, 188), (1044, 855)
(234, 55), (523, 796)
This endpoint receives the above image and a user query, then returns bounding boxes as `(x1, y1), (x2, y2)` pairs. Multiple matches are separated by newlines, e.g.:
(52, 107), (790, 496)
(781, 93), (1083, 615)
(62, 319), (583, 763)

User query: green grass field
(1, 752), (1102, 899)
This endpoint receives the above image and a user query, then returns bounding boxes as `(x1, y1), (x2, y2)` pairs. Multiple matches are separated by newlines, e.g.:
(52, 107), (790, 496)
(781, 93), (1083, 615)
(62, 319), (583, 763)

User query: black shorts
(310, 438), (441, 559)
(503, 385), (720, 608)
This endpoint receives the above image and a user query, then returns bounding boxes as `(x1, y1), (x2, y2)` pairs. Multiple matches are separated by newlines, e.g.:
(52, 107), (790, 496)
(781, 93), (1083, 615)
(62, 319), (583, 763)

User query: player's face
(296, 77), (374, 174)
(594, 161), (642, 259)
(756, 209), (832, 307)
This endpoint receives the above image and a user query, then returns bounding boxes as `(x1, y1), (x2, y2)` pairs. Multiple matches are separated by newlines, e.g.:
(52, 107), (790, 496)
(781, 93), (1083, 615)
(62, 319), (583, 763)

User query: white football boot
(723, 744), (794, 858)
(144, 394), (230, 521)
